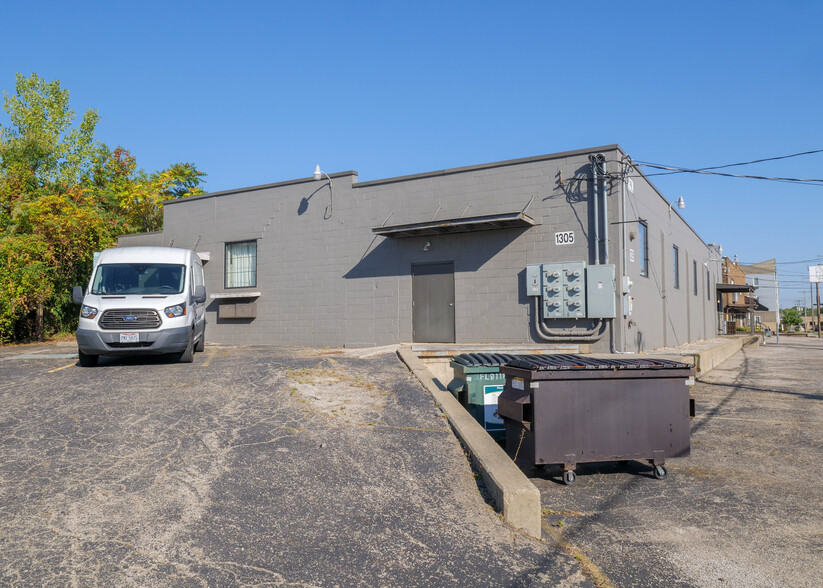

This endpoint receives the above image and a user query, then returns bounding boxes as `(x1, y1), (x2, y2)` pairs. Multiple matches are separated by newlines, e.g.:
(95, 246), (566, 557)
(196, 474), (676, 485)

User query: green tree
(91, 146), (204, 233)
(782, 308), (802, 327)
(0, 234), (51, 340)
(0, 73), (206, 342)
(0, 73), (104, 203)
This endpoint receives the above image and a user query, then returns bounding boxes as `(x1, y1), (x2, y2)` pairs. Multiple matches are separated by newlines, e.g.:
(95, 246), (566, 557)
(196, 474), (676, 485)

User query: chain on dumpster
(512, 426), (527, 462)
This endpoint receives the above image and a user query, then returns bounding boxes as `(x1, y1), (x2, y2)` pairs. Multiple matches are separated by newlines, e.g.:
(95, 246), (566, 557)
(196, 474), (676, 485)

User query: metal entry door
(412, 262), (455, 343)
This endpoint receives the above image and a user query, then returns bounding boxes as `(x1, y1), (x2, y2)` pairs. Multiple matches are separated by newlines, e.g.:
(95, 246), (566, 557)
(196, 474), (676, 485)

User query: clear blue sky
(2, 1), (821, 305)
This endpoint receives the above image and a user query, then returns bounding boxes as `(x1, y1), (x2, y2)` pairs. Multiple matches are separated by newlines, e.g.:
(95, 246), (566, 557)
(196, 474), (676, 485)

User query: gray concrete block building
(120, 145), (721, 352)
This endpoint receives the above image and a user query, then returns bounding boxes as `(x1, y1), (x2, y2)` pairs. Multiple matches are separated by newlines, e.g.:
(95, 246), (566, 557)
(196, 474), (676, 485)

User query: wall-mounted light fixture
(423, 241), (431, 252)
(313, 164), (333, 217)
(706, 242), (723, 262)
(668, 196), (685, 216)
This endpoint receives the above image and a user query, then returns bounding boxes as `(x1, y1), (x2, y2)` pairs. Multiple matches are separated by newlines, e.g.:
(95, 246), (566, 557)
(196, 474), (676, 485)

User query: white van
(73, 246), (207, 366)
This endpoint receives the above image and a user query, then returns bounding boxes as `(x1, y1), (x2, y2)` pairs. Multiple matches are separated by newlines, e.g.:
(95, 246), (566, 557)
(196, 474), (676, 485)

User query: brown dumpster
(498, 354), (694, 485)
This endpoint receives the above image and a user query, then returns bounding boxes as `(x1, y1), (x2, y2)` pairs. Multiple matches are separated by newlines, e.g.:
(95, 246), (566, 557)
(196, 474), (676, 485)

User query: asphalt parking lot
(532, 337), (823, 587)
(2, 339), (821, 587)
(0, 344), (587, 587)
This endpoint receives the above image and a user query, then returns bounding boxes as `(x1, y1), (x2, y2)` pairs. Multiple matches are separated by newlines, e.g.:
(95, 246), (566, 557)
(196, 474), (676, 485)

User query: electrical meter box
(540, 262), (564, 319)
(560, 262), (587, 318)
(527, 262), (617, 320)
(586, 264), (616, 318)
(535, 261), (587, 319)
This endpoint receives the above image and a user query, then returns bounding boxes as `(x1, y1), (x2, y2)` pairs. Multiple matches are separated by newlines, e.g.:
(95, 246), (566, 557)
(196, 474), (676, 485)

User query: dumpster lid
(506, 354), (691, 371)
(452, 353), (520, 367)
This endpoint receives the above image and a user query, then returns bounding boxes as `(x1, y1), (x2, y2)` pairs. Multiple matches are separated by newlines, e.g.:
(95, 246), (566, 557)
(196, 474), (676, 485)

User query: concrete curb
(683, 336), (759, 377)
(397, 346), (542, 539)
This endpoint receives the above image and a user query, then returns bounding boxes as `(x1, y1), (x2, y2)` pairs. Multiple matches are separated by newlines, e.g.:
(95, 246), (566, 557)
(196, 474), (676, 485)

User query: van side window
(192, 263), (204, 289)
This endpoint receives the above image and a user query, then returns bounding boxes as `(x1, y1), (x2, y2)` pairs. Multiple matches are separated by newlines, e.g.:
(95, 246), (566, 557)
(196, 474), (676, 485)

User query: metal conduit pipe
(533, 298), (607, 342)
(590, 155), (600, 265)
(611, 155), (635, 354)
(596, 153), (609, 264)
(609, 318), (635, 354)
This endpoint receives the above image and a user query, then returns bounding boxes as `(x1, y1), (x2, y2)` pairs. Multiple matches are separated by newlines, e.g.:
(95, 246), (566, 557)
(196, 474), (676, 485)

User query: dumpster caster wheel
(653, 465), (668, 480)
(563, 470), (577, 485)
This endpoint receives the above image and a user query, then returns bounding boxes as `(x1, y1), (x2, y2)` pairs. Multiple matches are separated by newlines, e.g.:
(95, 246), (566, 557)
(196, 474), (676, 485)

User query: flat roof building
(120, 144), (721, 352)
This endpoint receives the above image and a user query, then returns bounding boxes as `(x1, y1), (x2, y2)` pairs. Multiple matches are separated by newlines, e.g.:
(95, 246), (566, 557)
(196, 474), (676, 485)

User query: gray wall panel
(147, 146), (720, 350)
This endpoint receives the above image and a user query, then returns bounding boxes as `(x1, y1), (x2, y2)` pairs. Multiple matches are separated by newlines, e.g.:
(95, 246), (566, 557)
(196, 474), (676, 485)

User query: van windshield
(91, 263), (186, 295)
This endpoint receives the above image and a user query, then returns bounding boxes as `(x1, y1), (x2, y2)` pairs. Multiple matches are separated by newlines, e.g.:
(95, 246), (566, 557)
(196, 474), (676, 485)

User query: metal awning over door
(373, 211), (537, 239)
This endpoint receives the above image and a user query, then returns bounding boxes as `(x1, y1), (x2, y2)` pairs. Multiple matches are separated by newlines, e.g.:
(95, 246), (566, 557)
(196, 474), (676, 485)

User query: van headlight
(80, 304), (98, 319)
(164, 303), (186, 318)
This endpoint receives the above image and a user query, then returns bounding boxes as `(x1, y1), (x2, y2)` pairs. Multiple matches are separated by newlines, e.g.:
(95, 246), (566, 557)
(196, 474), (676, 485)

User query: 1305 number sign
(554, 231), (574, 245)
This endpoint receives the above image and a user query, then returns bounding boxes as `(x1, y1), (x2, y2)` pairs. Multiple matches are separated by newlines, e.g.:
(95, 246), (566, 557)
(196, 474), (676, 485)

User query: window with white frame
(225, 241), (257, 288)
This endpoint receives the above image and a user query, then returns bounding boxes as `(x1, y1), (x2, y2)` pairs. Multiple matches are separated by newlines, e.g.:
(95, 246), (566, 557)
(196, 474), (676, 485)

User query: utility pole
(816, 259), (823, 337)
(774, 271), (780, 345)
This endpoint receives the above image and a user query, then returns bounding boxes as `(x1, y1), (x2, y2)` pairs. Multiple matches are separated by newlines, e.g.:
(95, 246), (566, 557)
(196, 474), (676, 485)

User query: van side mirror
(72, 286), (84, 306)
(193, 285), (207, 304)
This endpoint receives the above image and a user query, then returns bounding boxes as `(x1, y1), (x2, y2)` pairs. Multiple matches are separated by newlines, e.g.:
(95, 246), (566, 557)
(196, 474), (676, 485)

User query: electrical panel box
(526, 265), (542, 297)
(561, 262), (587, 318)
(540, 262), (565, 319)
(536, 261), (587, 319)
(586, 264), (616, 318)
(527, 261), (617, 320)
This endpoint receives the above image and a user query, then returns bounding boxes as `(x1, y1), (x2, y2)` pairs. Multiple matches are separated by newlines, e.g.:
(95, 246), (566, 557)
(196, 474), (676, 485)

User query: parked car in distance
(73, 247), (207, 366)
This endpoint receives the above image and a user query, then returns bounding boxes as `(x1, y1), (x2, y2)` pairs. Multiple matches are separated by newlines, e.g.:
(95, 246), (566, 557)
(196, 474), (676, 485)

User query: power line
(780, 258), (822, 265)
(631, 163), (823, 185)
(737, 256), (823, 265)
(629, 148), (823, 185)
(636, 148), (823, 176)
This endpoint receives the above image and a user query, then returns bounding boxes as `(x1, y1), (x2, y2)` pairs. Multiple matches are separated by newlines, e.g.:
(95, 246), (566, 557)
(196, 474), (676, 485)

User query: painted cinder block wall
(120, 144), (720, 351)
(617, 163), (718, 351)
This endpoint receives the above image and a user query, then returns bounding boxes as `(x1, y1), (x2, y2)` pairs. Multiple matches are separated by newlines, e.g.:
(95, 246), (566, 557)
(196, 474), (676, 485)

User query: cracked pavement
(0, 344), (588, 587)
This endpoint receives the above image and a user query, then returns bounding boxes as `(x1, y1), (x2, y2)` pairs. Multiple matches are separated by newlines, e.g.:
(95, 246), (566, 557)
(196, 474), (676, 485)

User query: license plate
(120, 333), (139, 343)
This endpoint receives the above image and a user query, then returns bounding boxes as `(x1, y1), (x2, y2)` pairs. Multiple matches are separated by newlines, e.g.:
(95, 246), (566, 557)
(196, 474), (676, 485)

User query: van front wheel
(78, 349), (98, 367)
(178, 332), (194, 363)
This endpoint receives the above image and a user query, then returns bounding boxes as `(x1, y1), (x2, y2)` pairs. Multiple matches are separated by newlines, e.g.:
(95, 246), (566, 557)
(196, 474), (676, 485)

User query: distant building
(719, 257), (777, 333)
(120, 145), (721, 352)
(746, 273), (776, 331)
